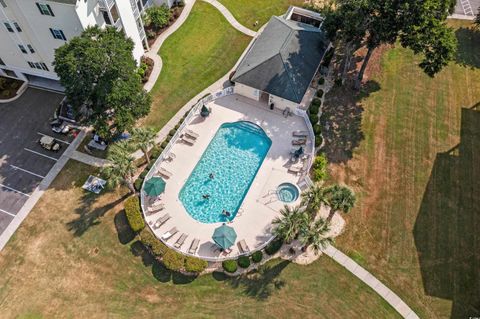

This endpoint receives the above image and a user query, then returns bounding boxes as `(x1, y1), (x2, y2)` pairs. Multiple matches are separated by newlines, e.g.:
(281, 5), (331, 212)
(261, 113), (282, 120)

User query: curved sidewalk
(143, 0), (197, 92)
(323, 245), (419, 319)
(201, 0), (257, 37)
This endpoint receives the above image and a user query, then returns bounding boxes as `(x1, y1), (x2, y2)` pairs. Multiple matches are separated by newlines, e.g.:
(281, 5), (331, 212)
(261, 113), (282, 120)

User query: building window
(49, 28), (66, 40)
(36, 3), (55, 16)
(34, 62), (42, 69)
(13, 22), (22, 32)
(101, 10), (112, 25)
(40, 63), (49, 71)
(0, 57), (5, 66)
(28, 62), (35, 68)
(18, 45), (28, 54)
(0, 0), (7, 8)
(27, 44), (35, 53)
(4, 22), (14, 33)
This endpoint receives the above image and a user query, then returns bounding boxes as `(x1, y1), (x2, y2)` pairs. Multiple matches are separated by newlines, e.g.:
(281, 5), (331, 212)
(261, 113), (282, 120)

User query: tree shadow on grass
(320, 80), (380, 163)
(226, 260), (290, 301)
(414, 107), (480, 318)
(66, 192), (129, 237)
(151, 259), (198, 284)
(114, 210), (136, 244)
(455, 27), (480, 69)
(130, 240), (155, 267)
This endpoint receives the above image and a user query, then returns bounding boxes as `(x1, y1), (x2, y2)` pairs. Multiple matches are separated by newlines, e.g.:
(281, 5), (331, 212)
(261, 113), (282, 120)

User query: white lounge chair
(165, 152), (176, 161)
(180, 134), (196, 145)
(189, 238), (199, 254)
(238, 239), (250, 254)
(174, 233), (188, 248)
(157, 167), (172, 179)
(292, 130), (309, 137)
(153, 213), (171, 229)
(161, 227), (178, 241)
(185, 129), (199, 139)
(292, 138), (307, 146)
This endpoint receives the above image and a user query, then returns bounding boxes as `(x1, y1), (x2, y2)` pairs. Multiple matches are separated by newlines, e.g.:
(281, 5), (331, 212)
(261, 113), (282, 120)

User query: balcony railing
(99, 0), (115, 10)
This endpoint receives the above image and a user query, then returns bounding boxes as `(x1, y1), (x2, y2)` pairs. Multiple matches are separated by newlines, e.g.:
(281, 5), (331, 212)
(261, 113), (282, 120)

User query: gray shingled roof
(232, 16), (328, 103)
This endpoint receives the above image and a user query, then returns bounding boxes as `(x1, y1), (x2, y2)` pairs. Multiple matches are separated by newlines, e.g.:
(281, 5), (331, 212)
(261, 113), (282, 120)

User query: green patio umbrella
(212, 224), (237, 250)
(143, 176), (166, 197)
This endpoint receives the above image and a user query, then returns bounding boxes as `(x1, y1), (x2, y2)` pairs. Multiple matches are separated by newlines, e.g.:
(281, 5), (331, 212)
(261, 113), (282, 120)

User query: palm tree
(102, 140), (137, 194)
(131, 127), (156, 164)
(299, 218), (334, 253)
(323, 185), (356, 222)
(272, 205), (307, 243)
(300, 183), (326, 216)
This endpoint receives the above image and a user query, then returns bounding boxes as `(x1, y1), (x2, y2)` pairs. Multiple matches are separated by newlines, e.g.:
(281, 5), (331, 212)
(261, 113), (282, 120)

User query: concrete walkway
(201, 0), (257, 37)
(69, 150), (110, 167)
(143, 0), (197, 92)
(0, 130), (86, 251)
(323, 245), (419, 319)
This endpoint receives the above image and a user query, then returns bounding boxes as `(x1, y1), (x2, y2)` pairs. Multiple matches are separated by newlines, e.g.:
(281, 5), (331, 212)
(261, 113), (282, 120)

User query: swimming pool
(179, 121), (272, 223)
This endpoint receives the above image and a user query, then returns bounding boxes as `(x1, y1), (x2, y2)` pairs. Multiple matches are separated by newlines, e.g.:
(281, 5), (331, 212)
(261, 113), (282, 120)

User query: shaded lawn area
(144, 1), (251, 130)
(218, 0), (305, 31)
(0, 160), (400, 318)
(324, 20), (480, 318)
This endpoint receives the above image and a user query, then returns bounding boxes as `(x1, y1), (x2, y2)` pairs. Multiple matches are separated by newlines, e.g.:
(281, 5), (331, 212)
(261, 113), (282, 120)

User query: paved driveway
(0, 88), (71, 237)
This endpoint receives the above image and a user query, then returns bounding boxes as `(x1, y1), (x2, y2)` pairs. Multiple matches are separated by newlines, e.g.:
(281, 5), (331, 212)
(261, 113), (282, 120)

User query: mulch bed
(0, 76), (24, 100)
(146, 6), (185, 47)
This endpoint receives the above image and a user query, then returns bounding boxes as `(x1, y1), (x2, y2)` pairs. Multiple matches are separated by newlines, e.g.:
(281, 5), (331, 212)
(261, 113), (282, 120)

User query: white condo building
(0, 0), (171, 90)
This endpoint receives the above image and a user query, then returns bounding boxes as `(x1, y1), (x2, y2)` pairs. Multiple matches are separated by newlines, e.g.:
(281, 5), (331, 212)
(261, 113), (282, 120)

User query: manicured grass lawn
(144, 1), (251, 130)
(218, 0), (305, 31)
(0, 160), (400, 318)
(324, 20), (480, 318)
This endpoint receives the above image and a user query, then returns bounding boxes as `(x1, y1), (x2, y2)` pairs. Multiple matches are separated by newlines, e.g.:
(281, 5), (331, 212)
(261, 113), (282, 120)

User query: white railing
(295, 107), (315, 180)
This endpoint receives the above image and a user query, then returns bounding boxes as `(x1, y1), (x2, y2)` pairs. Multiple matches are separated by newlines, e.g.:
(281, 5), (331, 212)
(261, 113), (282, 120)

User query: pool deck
(143, 94), (313, 260)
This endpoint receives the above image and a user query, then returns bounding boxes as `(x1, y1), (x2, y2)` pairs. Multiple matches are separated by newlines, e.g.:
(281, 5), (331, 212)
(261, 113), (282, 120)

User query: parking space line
(0, 208), (16, 217)
(0, 183), (30, 197)
(37, 132), (71, 145)
(24, 148), (59, 161)
(9, 165), (45, 179)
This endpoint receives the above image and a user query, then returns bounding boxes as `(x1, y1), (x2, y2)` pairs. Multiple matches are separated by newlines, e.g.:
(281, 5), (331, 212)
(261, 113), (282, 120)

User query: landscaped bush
(149, 146), (161, 159)
(161, 141), (168, 148)
(124, 196), (145, 232)
(312, 153), (328, 181)
(265, 239), (283, 255)
(313, 124), (322, 135)
(168, 129), (176, 137)
(134, 178), (144, 191)
(334, 78), (343, 86)
(162, 249), (185, 271)
(309, 113), (319, 126)
(222, 260), (237, 273)
(144, 5), (172, 29)
(184, 256), (208, 273)
(165, 135), (172, 142)
(237, 256), (251, 268)
(317, 89), (324, 98)
(174, 123), (181, 130)
(315, 136), (323, 148)
(251, 251), (263, 263)
(140, 228), (168, 256)
(319, 78), (325, 85)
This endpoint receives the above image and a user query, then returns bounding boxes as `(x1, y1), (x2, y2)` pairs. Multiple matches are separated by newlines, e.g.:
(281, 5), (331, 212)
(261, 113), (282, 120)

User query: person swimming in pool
(209, 173), (214, 179)
(202, 194), (210, 199)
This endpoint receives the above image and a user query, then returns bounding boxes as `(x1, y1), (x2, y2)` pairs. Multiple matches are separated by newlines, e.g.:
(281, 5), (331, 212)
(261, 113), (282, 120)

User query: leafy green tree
(131, 127), (157, 164)
(323, 185), (356, 222)
(102, 140), (137, 194)
(54, 26), (151, 140)
(325, 0), (457, 87)
(272, 205), (307, 243)
(299, 218), (334, 253)
(144, 5), (171, 30)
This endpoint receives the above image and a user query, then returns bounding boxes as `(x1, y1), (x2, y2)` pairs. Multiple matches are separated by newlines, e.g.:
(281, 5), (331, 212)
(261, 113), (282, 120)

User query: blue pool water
(179, 121), (272, 223)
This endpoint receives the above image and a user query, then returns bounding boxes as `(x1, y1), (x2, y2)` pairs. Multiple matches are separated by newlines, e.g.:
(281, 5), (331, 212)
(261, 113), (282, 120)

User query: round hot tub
(277, 183), (300, 203)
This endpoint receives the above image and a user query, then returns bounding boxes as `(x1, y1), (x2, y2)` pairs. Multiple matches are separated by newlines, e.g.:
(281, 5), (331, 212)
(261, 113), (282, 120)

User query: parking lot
(0, 88), (72, 237)
(454, 0), (480, 16)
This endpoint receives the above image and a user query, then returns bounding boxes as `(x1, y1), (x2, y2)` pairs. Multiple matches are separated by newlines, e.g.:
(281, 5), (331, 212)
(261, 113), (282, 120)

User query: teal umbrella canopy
(144, 176), (166, 197)
(212, 224), (237, 249)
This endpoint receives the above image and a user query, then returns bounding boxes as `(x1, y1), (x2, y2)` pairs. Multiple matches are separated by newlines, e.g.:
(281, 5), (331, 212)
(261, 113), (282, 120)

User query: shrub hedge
(319, 78), (325, 85)
(265, 239), (283, 255)
(124, 196), (145, 232)
(161, 141), (168, 148)
(315, 136), (323, 148)
(139, 228), (168, 256)
(184, 256), (208, 273)
(312, 153), (328, 181)
(237, 256), (251, 268)
(168, 129), (176, 137)
(313, 124), (322, 135)
(162, 249), (185, 271)
(251, 251), (263, 263)
(317, 89), (324, 98)
(222, 260), (237, 273)
(309, 113), (319, 126)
